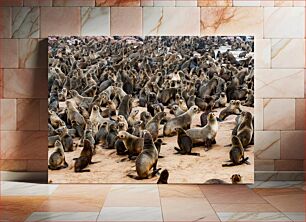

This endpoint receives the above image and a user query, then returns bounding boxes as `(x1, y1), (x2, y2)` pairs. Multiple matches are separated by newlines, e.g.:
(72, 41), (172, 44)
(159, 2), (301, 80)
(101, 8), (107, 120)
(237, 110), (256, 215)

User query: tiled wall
(0, 0), (305, 181)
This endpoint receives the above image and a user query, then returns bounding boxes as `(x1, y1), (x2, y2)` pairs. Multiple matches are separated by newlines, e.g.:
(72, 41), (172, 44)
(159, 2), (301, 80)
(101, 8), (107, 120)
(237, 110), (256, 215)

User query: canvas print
(48, 36), (254, 184)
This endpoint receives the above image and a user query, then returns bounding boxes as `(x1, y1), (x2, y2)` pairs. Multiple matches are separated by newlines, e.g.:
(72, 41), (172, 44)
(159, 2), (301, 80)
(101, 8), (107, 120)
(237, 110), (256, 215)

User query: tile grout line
(157, 184), (165, 222)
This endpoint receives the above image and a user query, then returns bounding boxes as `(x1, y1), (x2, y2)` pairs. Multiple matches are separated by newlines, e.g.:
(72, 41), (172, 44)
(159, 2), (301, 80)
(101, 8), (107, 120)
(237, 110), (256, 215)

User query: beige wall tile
(254, 160), (275, 171)
(154, 0), (176, 6)
(271, 39), (305, 68)
(264, 7), (305, 38)
(40, 99), (48, 131)
(0, 39), (18, 68)
(274, 0), (293, 6)
(255, 39), (271, 68)
(40, 7), (80, 38)
(17, 99), (40, 130)
(0, 159), (27, 171)
(295, 99), (305, 130)
(53, 0), (95, 6)
(141, 0), (153, 6)
(19, 39), (48, 68)
(233, 0), (260, 6)
(200, 7), (263, 38)
(111, 7), (142, 35)
(23, 0), (52, 6)
(254, 99), (263, 130)
(256, 69), (304, 99)
(81, 7), (110, 36)
(96, 0), (140, 6)
(176, 0), (197, 6)
(198, 0), (232, 6)
(3, 69), (48, 99)
(263, 99), (295, 130)
(27, 159), (48, 171)
(275, 160), (304, 171)
(12, 7), (39, 38)
(0, 0), (22, 6)
(255, 131), (280, 159)
(0, 7), (11, 38)
(143, 7), (200, 35)
(260, 0), (274, 6)
(0, 99), (16, 131)
(280, 131), (304, 159)
(293, 0), (306, 6)
(0, 131), (48, 159)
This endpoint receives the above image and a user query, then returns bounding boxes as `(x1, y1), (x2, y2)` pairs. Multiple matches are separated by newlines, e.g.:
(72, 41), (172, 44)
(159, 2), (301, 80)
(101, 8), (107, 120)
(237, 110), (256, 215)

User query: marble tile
(257, 189), (305, 212)
(12, 7), (39, 38)
(254, 99), (263, 130)
(212, 203), (278, 212)
(293, 0), (306, 6)
(141, 0), (154, 6)
(254, 160), (274, 171)
(153, 0), (176, 6)
(0, 7), (11, 38)
(295, 99), (305, 130)
(143, 7), (200, 35)
(19, 39), (48, 68)
(198, 0), (233, 6)
(263, 99), (295, 130)
(200, 7), (263, 38)
(0, 196), (47, 221)
(217, 212), (291, 221)
(0, 159), (27, 171)
(0, 99), (17, 131)
(23, 0), (52, 6)
(233, 0), (261, 6)
(103, 185), (160, 207)
(27, 159), (48, 171)
(271, 39), (305, 68)
(256, 69), (304, 98)
(255, 171), (304, 181)
(0, 0), (22, 6)
(255, 39), (271, 68)
(3, 69), (48, 98)
(176, 0), (197, 6)
(40, 7), (80, 38)
(274, 0), (293, 6)
(275, 160), (304, 171)
(0, 131), (48, 159)
(38, 196), (104, 212)
(283, 212), (305, 221)
(255, 131), (280, 160)
(249, 181), (304, 188)
(1, 181), (58, 196)
(96, 0), (140, 6)
(39, 99), (48, 130)
(280, 131), (304, 159)
(17, 99), (40, 130)
(110, 7), (142, 35)
(53, 0), (95, 6)
(264, 7), (305, 38)
(52, 184), (111, 199)
(260, 0), (274, 6)
(199, 185), (266, 204)
(304, 70), (306, 98)
(161, 197), (219, 221)
(158, 184), (204, 198)
(0, 39), (18, 68)
(98, 207), (162, 221)
(81, 7), (110, 36)
(26, 212), (99, 222)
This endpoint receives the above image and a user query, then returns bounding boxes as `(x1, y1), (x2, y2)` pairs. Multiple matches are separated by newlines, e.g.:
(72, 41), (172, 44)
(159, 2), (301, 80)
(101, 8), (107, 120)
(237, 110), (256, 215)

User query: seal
(117, 131), (144, 160)
(145, 112), (166, 141)
(174, 128), (199, 156)
(48, 140), (68, 170)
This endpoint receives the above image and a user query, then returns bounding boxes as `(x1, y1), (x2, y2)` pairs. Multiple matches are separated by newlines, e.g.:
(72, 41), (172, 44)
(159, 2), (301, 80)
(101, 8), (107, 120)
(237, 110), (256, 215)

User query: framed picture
(48, 36), (254, 184)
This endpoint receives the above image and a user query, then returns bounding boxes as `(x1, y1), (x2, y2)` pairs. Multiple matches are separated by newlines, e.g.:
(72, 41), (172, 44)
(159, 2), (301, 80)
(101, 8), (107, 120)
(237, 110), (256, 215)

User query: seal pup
(174, 128), (199, 156)
(186, 112), (218, 151)
(48, 140), (68, 170)
(219, 100), (241, 121)
(145, 112), (166, 141)
(74, 139), (94, 172)
(129, 132), (160, 179)
(163, 105), (199, 136)
(157, 169), (169, 184)
(222, 136), (249, 167)
(117, 131), (144, 160)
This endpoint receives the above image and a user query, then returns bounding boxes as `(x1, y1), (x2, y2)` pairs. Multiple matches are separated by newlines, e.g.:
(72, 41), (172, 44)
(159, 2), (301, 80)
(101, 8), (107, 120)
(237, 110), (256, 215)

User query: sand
(48, 105), (254, 184)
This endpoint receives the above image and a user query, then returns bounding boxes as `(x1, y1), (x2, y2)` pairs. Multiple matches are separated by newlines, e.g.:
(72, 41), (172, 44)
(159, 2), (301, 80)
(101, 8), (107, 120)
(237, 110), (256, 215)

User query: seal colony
(48, 36), (254, 184)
